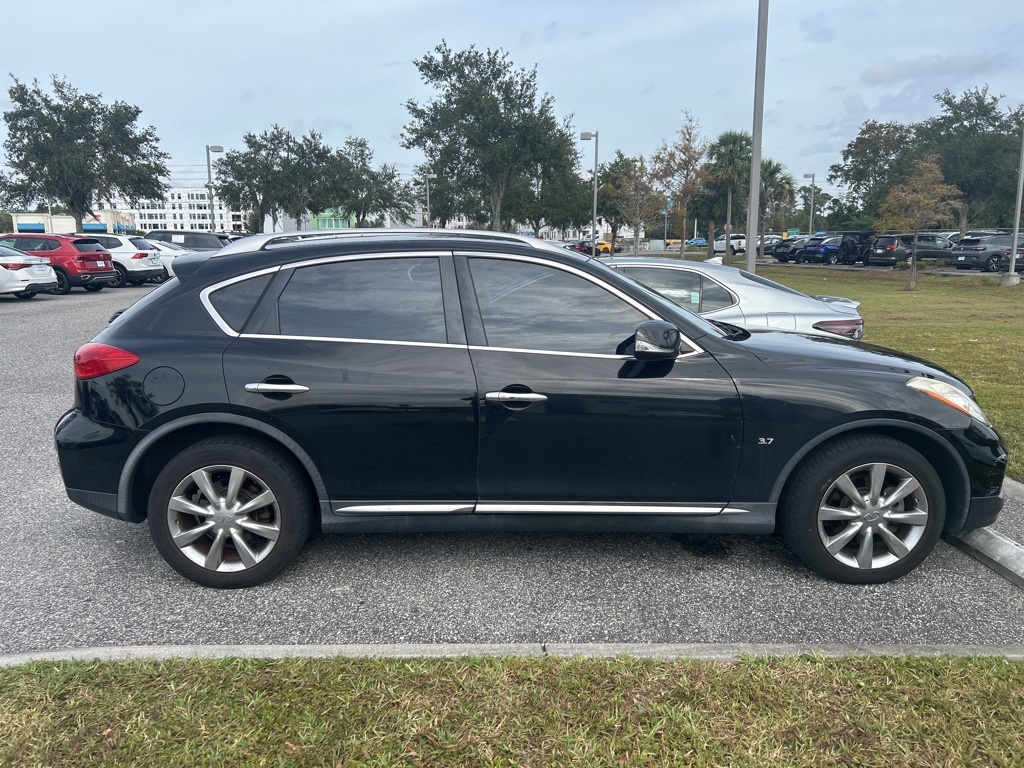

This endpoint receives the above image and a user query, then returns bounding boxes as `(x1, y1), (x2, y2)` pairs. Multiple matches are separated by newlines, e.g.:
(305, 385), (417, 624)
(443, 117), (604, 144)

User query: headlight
(906, 376), (989, 425)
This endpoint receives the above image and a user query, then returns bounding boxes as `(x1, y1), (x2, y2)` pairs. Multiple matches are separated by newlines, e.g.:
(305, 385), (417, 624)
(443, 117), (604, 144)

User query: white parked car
(713, 233), (747, 254)
(148, 240), (196, 282)
(0, 243), (59, 299)
(74, 234), (164, 288)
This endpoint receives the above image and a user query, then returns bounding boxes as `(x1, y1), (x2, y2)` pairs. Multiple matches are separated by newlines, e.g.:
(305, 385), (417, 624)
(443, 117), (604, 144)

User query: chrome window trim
(335, 503), (475, 514)
(239, 333), (467, 351)
(467, 344), (701, 362)
(458, 251), (704, 357)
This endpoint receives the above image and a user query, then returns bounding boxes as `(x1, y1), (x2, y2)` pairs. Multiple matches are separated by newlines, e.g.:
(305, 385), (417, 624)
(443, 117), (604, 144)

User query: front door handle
(485, 391), (547, 404)
(245, 383), (310, 394)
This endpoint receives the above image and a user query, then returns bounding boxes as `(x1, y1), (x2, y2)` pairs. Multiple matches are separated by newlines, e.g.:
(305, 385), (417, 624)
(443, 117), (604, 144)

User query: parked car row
(0, 231), (216, 299)
(55, 228), (1005, 589)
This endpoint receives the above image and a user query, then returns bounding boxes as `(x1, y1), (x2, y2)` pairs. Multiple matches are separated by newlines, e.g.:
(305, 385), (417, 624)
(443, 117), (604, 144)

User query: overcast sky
(2, 0), (1021, 196)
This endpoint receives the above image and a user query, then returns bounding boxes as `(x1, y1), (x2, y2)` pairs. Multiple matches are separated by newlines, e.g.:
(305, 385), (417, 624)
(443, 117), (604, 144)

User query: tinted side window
(277, 257), (446, 343)
(72, 240), (106, 252)
(469, 258), (648, 355)
(621, 266), (701, 310)
(210, 273), (274, 332)
(700, 280), (734, 312)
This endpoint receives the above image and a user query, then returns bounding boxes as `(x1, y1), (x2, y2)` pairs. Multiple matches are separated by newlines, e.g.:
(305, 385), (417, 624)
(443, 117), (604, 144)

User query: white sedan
(0, 243), (58, 299)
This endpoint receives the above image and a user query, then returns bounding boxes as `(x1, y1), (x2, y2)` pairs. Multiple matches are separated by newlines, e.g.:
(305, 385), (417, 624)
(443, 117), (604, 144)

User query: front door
(457, 254), (743, 510)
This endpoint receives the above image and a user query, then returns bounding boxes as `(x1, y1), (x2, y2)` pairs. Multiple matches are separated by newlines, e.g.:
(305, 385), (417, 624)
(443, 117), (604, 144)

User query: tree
(758, 159), (795, 257)
(338, 137), (415, 227)
(403, 42), (569, 231)
(1, 76), (168, 231)
(706, 130), (752, 265)
(651, 110), (707, 248)
(828, 120), (917, 215)
(612, 156), (662, 253)
(214, 125), (292, 233)
(596, 151), (637, 250)
(280, 131), (332, 230)
(874, 155), (961, 291)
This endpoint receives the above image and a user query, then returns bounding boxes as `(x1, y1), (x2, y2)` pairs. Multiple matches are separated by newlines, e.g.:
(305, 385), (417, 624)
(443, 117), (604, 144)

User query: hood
(731, 329), (971, 393)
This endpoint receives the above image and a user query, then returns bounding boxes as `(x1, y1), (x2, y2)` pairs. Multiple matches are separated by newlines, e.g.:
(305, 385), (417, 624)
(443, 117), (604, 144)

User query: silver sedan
(603, 256), (864, 340)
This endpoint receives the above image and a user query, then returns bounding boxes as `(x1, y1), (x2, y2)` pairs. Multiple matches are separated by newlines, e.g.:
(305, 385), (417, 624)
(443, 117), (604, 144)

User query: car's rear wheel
(826, 253), (839, 265)
(14, 291), (37, 300)
(48, 269), (71, 295)
(781, 434), (945, 583)
(147, 437), (313, 588)
(111, 264), (129, 288)
(984, 257), (999, 273)
(83, 284), (105, 292)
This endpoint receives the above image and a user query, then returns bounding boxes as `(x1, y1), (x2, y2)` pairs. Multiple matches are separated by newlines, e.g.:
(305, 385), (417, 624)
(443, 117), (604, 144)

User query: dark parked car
(951, 234), (1024, 272)
(55, 230), (1006, 588)
(837, 231), (876, 264)
(795, 236), (843, 264)
(867, 234), (955, 266)
(0, 234), (117, 294)
(772, 237), (807, 262)
(145, 230), (230, 251)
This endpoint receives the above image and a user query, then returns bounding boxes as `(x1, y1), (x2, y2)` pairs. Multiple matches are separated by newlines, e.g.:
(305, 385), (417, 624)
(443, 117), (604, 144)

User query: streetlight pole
(424, 173), (437, 227)
(206, 144), (223, 233)
(580, 131), (599, 258)
(1003, 124), (1024, 287)
(803, 172), (815, 235)
(745, 0), (770, 273)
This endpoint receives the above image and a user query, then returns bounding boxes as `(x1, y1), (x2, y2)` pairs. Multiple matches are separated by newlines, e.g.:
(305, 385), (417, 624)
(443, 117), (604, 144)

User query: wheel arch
(770, 419), (970, 533)
(118, 414), (330, 524)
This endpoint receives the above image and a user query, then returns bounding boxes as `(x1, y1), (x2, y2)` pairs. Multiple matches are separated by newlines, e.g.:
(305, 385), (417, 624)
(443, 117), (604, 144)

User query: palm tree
(759, 159), (796, 257)
(707, 130), (752, 265)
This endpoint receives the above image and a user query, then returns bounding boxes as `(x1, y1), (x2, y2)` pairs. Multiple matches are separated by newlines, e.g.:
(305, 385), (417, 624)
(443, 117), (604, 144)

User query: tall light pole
(745, 0), (770, 273)
(206, 144), (223, 233)
(803, 172), (815, 235)
(1003, 123), (1024, 287)
(424, 172), (437, 227)
(580, 131), (599, 258)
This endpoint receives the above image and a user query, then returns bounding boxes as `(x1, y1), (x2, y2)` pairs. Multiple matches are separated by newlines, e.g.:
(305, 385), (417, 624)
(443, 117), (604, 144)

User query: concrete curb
(1003, 476), (1024, 502)
(945, 477), (1024, 589)
(4, 643), (1024, 668)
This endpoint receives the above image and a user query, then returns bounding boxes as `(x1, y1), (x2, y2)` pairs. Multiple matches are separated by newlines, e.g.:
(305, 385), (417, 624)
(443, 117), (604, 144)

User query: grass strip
(1, 655), (1022, 767)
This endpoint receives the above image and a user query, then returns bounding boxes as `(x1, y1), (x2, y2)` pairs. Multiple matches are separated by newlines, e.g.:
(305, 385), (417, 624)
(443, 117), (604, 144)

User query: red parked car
(0, 234), (117, 294)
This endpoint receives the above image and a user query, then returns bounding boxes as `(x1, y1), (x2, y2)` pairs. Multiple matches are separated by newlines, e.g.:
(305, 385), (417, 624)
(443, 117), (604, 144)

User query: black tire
(826, 253), (839, 265)
(150, 268), (169, 284)
(129, 280), (148, 286)
(984, 257), (999, 273)
(776, 255), (789, 263)
(83, 284), (105, 292)
(111, 264), (129, 288)
(147, 437), (313, 588)
(14, 291), (37, 300)
(781, 433), (945, 584)
(795, 255), (804, 264)
(48, 269), (71, 295)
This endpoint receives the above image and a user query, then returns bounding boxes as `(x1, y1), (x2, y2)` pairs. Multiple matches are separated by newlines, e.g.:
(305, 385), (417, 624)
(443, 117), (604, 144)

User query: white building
(100, 187), (245, 233)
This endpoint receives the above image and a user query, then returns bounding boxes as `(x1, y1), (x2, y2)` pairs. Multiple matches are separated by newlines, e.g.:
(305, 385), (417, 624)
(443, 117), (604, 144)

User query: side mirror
(634, 320), (681, 360)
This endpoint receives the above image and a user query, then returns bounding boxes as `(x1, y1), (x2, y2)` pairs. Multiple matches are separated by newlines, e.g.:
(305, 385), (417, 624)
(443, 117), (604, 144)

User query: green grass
(754, 266), (1023, 480)
(2, 655), (1023, 767)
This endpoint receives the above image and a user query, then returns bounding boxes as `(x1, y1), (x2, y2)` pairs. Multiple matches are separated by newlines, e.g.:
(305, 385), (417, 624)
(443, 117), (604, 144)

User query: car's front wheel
(826, 253), (839, 265)
(147, 437), (313, 588)
(781, 434), (945, 583)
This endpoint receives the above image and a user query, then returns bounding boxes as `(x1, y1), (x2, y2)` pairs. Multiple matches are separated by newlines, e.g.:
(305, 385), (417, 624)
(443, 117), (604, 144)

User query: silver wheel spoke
(236, 489), (276, 516)
(819, 505), (860, 521)
(885, 510), (929, 526)
(191, 468), (221, 504)
(825, 523), (861, 555)
(876, 525), (910, 559)
(172, 520), (215, 547)
(236, 518), (280, 541)
(204, 529), (229, 570)
(835, 474), (865, 507)
(868, 463), (888, 504)
(169, 495), (212, 518)
(856, 527), (875, 569)
(225, 467), (246, 507)
(881, 476), (921, 508)
(230, 530), (259, 568)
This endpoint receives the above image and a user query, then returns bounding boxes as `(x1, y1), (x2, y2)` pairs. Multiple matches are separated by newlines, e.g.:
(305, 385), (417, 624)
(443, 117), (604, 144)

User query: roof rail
(213, 227), (557, 258)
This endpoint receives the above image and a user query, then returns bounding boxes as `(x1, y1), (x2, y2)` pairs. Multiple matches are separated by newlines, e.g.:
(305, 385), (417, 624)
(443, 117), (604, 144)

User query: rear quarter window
(209, 273), (274, 332)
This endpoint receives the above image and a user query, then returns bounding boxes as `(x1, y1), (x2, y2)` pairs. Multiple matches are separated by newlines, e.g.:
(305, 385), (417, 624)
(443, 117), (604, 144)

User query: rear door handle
(245, 383), (310, 394)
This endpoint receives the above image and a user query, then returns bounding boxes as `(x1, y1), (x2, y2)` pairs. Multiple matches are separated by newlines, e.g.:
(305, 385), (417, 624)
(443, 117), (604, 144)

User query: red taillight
(885, 244), (898, 250)
(0, 262), (30, 270)
(813, 319), (864, 339)
(131, 252), (148, 259)
(74, 343), (140, 379)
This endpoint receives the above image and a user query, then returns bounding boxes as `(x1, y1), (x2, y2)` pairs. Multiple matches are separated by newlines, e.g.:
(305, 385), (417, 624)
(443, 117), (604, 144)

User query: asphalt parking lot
(1, 285), (1022, 658)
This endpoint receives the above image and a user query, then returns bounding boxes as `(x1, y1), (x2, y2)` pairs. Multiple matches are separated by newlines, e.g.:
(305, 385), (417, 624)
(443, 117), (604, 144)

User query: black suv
(55, 230), (1006, 588)
(867, 234), (955, 266)
(837, 231), (875, 264)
